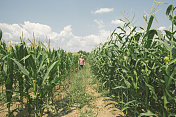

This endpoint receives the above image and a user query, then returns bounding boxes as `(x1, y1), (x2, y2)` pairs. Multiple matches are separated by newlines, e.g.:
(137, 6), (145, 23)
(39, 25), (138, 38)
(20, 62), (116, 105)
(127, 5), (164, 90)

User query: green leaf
(0, 28), (2, 41)
(102, 81), (107, 87)
(145, 82), (157, 101)
(12, 58), (29, 76)
(3, 64), (7, 74)
(113, 86), (126, 89)
(124, 100), (136, 107)
(166, 5), (173, 18)
(145, 30), (157, 48)
(167, 58), (176, 66)
(154, 39), (171, 51)
(164, 30), (172, 40)
(147, 15), (154, 32)
(124, 22), (130, 27)
(121, 106), (130, 112)
(171, 66), (176, 78)
(116, 26), (126, 33)
(138, 111), (157, 117)
(37, 56), (45, 73)
(20, 55), (30, 62)
(43, 61), (59, 84)
(174, 16), (176, 25)
(124, 79), (131, 88)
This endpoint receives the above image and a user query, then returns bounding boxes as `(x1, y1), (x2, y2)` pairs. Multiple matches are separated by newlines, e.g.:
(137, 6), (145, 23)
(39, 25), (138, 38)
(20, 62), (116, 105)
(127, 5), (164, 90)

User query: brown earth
(60, 78), (124, 117)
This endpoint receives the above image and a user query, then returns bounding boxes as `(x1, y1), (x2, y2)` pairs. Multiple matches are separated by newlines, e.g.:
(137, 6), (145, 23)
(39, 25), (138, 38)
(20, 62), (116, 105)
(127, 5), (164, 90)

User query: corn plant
(0, 35), (79, 116)
(0, 28), (2, 41)
(89, 4), (176, 117)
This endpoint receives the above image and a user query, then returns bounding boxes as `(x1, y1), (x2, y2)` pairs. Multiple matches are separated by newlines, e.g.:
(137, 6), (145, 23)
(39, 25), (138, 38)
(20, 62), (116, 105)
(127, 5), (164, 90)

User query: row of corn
(89, 4), (176, 117)
(0, 32), (79, 116)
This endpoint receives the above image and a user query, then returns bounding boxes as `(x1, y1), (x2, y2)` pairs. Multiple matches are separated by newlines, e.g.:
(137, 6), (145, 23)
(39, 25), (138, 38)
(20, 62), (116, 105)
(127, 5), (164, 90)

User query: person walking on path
(78, 56), (85, 70)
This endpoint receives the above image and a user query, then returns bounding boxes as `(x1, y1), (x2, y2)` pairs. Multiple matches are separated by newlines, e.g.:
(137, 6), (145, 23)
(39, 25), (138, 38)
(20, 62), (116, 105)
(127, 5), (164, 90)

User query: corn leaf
(147, 15), (154, 32)
(166, 5), (173, 18)
(145, 82), (157, 101)
(138, 111), (157, 117)
(12, 58), (29, 76)
(43, 61), (59, 84)
(0, 28), (2, 41)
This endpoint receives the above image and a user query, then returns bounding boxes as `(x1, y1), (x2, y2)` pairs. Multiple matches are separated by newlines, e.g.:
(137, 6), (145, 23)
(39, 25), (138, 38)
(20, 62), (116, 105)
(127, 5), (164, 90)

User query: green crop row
(0, 34), (79, 116)
(89, 4), (176, 117)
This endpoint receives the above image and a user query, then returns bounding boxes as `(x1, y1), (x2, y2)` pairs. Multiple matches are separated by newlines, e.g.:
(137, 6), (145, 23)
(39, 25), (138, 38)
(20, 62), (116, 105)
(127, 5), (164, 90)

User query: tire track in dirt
(85, 78), (124, 117)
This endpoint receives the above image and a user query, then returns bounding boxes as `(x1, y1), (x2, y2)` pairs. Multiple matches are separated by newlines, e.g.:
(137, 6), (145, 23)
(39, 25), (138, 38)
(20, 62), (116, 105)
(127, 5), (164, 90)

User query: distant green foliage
(78, 50), (89, 56)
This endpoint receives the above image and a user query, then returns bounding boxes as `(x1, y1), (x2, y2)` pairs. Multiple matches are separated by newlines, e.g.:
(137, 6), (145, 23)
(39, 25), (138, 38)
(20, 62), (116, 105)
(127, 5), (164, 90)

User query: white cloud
(111, 19), (124, 25)
(59, 25), (73, 37)
(94, 8), (114, 14)
(94, 19), (105, 29)
(0, 21), (110, 52)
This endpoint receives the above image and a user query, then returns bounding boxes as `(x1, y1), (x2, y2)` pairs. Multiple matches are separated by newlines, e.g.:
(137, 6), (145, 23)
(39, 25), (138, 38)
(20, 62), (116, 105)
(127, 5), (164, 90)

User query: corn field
(89, 4), (176, 116)
(0, 32), (79, 116)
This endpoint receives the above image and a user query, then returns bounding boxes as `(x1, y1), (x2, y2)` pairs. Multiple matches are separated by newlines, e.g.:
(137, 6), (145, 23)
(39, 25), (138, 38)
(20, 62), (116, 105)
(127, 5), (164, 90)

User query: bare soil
(60, 78), (124, 117)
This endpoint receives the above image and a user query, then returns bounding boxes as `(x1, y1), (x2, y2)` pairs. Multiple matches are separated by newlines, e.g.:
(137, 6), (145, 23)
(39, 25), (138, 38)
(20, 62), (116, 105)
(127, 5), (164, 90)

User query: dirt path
(62, 77), (124, 117)
(85, 79), (124, 117)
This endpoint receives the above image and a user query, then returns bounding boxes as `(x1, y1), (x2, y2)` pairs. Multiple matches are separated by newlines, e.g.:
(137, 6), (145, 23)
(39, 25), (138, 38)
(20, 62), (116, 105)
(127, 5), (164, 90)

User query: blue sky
(0, 0), (174, 52)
